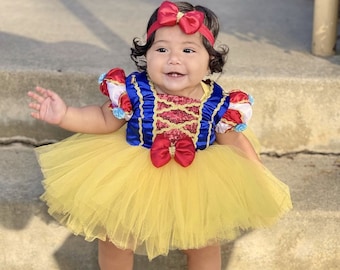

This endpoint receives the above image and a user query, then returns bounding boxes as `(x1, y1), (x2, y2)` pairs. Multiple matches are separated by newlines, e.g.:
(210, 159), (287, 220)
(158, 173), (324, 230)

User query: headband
(147, 1), (215, 45)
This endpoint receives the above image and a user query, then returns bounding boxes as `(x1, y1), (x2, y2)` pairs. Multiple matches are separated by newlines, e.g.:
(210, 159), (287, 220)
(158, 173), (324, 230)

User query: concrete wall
(2, 71), (339, 154)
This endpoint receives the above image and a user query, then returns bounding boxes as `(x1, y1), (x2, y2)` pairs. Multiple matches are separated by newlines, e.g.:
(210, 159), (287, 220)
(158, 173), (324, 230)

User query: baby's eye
(156, 48), (167, 53)
(183, 48), (195, 53)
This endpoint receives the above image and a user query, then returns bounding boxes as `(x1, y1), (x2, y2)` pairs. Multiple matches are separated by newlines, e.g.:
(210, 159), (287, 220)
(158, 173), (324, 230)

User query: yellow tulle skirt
(36, 127), (292, 260)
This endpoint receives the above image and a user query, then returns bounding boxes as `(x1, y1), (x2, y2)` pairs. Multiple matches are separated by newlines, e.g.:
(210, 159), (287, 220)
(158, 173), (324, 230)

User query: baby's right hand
(28, 86), (67, 125)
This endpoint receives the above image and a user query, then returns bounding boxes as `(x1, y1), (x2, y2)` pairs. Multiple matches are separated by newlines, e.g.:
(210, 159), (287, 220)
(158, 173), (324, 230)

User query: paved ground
(0, 0), (339, 269)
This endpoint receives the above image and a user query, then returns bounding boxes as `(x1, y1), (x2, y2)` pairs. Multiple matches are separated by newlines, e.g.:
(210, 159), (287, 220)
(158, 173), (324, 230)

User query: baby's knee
(98, 240), (134, 270)
(182, 245), (221, 270)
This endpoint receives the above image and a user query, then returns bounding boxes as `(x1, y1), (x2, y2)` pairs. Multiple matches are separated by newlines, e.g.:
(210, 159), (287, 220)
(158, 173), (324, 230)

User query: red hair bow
(147, 1), (215, 45)
(150, 134), (196, 167)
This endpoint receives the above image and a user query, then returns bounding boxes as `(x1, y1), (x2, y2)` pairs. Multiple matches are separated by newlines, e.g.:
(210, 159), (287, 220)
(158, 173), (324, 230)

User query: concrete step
(2, 69), (340, 154)
(1, 144), (339, 270)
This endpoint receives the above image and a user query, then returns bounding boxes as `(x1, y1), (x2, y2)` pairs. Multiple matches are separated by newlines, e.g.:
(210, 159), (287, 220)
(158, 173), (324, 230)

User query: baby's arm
(216, 131), (260, 162)
(28, 86), (126, 134)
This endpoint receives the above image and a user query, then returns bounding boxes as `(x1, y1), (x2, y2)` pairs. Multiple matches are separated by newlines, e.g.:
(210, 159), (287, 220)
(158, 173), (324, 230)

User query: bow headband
(147, 1), (215, 45)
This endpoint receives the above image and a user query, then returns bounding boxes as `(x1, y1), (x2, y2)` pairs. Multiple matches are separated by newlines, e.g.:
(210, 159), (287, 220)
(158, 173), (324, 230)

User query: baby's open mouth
(166, 72), (184, 77)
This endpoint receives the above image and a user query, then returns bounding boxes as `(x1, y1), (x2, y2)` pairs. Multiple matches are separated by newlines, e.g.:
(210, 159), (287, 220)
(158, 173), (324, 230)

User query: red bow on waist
(150, 134), (195, 167)
(147, 1), (215, 45)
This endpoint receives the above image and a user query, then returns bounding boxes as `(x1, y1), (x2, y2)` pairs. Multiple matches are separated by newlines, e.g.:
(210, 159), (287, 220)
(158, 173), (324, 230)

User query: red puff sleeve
(216, 90), (254, 133)
(98, 68), (133, 120)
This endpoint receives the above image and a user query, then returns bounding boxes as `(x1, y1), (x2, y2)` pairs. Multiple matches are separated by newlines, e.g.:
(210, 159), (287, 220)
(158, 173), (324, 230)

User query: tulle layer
(36, 128), (292, 260)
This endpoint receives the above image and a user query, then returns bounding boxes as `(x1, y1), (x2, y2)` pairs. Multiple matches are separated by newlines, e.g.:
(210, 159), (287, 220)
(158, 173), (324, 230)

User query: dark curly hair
(130, 1), (229, 74)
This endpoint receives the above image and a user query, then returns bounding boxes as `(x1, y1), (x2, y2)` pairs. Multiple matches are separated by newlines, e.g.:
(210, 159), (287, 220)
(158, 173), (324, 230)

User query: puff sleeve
(98, 68), (133, 121)
(216, 90), (254, 133)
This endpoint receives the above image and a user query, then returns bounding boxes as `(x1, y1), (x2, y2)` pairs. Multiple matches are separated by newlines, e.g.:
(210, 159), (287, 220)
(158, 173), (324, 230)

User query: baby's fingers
(28, 87), (51, 103)
(28, 101), (40, 110)
(27, 90), (43, 103)
(35, 86), (50, 96)
(27, 100), (42, 120)
(30, 111), (41, 120)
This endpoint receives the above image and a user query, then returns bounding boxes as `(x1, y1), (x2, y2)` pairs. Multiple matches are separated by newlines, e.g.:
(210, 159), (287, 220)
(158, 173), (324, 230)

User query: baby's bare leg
(98, 239), (134, 270)
(183, 245), (221, 270)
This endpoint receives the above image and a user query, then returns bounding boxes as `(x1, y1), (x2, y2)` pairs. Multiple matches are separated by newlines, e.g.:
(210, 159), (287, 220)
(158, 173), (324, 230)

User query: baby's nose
(167, 52), (181, 65)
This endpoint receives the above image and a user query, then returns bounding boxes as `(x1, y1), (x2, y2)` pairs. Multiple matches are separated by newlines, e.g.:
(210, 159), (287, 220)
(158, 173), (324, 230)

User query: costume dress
(37, 68), (292, 260)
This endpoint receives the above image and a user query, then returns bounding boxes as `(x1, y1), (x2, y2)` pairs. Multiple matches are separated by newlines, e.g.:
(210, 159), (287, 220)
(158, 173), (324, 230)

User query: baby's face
(146, 25), (210, 98)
